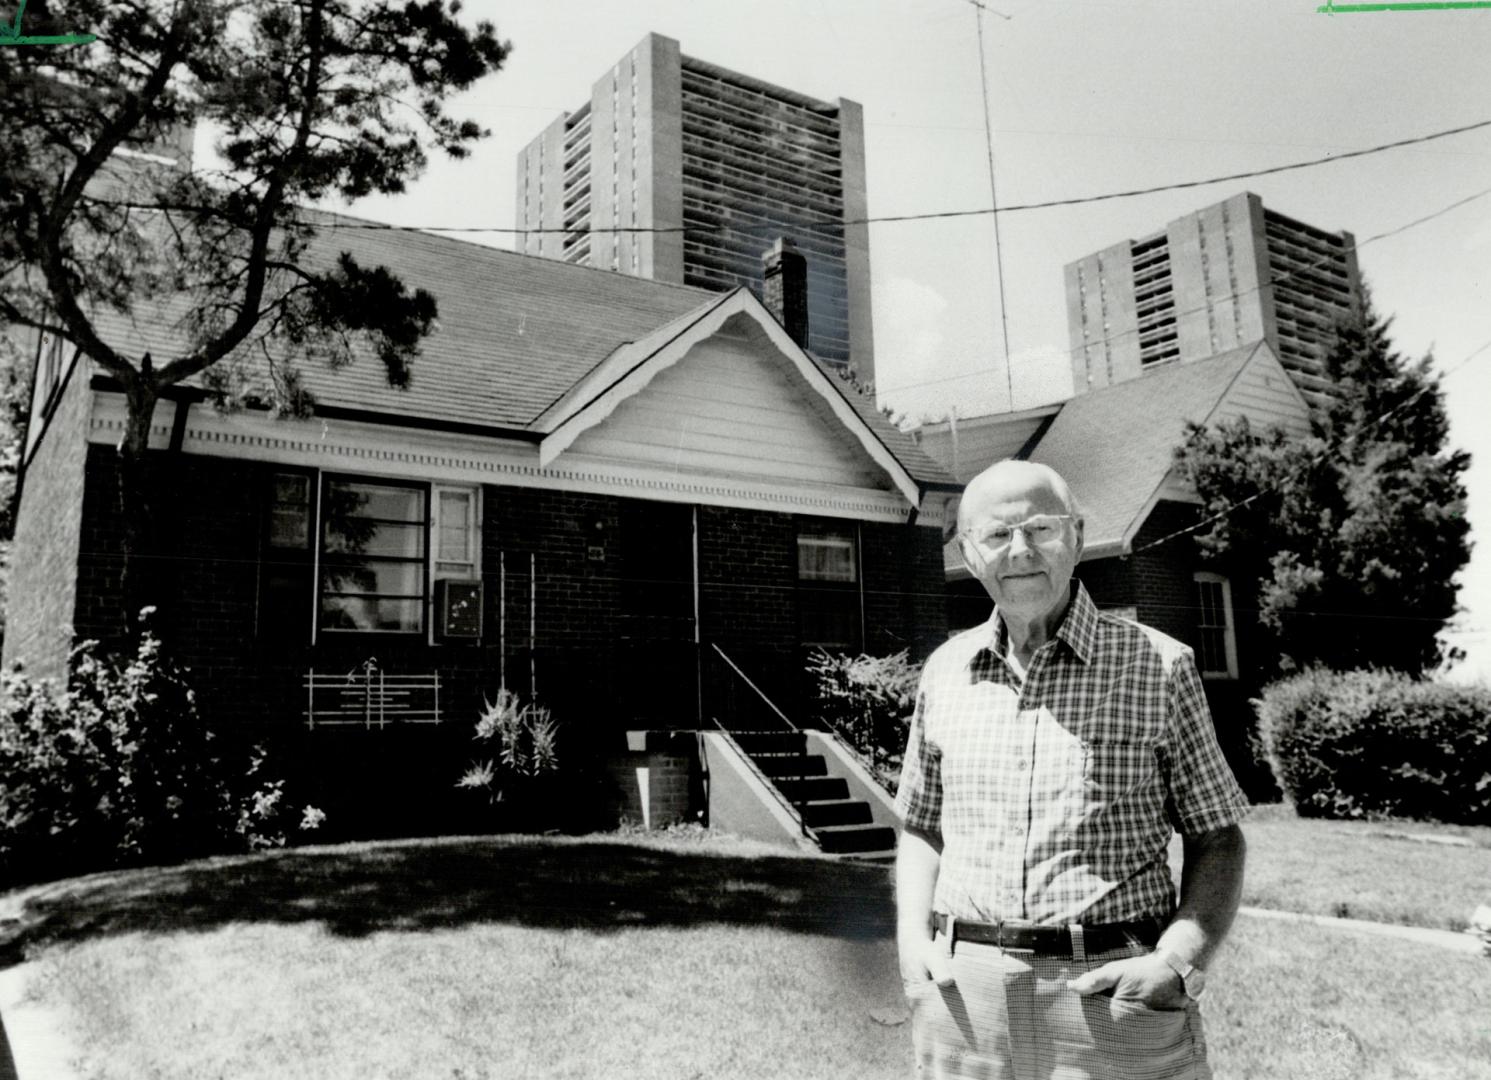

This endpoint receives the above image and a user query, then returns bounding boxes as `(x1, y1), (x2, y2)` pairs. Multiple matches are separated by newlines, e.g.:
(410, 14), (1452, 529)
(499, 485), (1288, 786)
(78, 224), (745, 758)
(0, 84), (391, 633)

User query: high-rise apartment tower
(516, 33), (874, 382)
(1064, 192), (1361, 410)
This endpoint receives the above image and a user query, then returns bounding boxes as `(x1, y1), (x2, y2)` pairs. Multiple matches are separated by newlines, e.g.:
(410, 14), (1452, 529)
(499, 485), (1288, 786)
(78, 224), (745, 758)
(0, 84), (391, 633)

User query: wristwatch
(1156, 949), (1208, 1002)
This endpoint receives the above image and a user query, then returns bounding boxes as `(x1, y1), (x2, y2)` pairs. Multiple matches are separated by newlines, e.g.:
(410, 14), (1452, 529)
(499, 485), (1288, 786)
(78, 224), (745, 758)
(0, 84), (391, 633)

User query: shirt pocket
(1078, 739), (1158, 804)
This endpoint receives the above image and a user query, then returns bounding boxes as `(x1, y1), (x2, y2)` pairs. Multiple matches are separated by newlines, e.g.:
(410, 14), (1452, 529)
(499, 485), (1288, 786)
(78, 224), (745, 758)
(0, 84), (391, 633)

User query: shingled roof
(84, 214), (953, 486)
(1024, 341), (1267, 558)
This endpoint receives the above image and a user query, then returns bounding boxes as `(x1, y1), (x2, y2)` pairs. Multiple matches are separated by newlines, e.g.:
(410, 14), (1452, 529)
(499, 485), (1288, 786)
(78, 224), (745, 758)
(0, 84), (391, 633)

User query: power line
(873, 180), (1491, 398)
(308, 116), (1491, 236)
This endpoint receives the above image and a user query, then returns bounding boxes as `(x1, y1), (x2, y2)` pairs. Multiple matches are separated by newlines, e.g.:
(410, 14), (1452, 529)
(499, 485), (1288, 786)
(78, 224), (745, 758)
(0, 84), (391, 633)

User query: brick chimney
(761, 238), (809, 349)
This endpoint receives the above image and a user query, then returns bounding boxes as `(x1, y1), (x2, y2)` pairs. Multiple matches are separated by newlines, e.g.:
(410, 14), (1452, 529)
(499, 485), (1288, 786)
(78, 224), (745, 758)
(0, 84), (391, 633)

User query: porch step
(753, 753), (827, 779)
(732, 731), (808, 756)
(799, 798), (873, 828)
(813, 823), (899, 855)
(775, 776), (850, 803)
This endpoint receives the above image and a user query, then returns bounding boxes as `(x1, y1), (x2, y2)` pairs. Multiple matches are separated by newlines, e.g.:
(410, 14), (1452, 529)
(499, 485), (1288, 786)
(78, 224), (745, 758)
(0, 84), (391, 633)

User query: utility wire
(873, 180), (1491, 397)
(973, 2), (1016, 409)
(308, 117), (1491, 236)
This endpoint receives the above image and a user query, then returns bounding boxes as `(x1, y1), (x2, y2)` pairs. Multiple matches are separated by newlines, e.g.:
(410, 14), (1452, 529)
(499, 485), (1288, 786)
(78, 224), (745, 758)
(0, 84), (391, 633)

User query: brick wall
(862, 519), (948, 659)
(3, 357), (92, 680)
(604, 732), (698, 828)
(1125, 501), (1201, 646)
(58, 458), (948, 830)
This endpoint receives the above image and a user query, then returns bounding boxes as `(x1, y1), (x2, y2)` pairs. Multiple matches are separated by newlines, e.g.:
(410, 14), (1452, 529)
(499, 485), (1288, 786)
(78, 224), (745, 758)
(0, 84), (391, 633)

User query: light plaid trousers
(904, 936), (1210, 1080)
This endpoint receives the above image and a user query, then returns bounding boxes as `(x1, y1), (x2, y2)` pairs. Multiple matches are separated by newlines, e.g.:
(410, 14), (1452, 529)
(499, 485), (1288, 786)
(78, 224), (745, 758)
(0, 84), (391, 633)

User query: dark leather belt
(931, 912), (1164, 957)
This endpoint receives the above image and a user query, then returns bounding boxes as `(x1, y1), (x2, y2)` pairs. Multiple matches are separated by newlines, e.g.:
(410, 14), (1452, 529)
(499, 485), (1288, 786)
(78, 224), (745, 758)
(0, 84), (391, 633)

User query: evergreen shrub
(1257, 668), (1491, 824)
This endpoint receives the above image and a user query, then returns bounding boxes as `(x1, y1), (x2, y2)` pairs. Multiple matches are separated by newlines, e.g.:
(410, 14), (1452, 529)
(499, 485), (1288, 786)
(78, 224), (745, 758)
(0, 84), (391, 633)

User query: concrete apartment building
(515, 33), (875, 384)
(1063, 192), (1362, 410)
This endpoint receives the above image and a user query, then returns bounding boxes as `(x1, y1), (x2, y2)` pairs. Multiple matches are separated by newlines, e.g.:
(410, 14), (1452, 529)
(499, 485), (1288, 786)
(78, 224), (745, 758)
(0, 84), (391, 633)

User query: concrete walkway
(1238, 905), (1487, 955)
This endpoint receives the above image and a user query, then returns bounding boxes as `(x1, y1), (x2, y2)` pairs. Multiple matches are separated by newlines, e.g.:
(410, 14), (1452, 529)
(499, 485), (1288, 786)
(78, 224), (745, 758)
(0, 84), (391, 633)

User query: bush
(1256, 668), (1491, 824)
(805, 649), (921, 791)
(0, 627), (321, 885)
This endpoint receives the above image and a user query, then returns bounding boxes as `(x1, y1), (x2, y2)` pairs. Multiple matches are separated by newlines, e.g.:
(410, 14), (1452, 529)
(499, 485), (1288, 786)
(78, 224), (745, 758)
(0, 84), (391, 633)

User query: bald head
(956, 460), (1085, 635)
(958, 461), (1079, 535)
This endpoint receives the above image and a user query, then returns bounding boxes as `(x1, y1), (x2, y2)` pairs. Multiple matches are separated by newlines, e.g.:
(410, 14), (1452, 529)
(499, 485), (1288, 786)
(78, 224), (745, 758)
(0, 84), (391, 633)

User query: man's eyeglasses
(959, 514), (1073, 558)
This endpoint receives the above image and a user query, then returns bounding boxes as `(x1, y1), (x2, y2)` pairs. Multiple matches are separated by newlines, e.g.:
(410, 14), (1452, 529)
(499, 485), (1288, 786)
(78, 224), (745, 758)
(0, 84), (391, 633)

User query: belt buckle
(996, 919), (1036, 956)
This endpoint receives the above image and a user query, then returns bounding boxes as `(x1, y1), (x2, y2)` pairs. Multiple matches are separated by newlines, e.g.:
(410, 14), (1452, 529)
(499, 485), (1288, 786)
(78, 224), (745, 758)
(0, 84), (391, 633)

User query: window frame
(317, 473), (431, 638)
(1193, 571), (1239, 679)
(796, 519), (863, 652)
(257, 466), (318, 649)
(288, 473), (484, 645)
(429, 484), (483, 645)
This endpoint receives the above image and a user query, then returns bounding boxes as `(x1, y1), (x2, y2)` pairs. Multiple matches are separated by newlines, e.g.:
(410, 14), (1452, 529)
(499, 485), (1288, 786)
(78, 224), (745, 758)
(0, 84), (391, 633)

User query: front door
(615, 501), (697, 727)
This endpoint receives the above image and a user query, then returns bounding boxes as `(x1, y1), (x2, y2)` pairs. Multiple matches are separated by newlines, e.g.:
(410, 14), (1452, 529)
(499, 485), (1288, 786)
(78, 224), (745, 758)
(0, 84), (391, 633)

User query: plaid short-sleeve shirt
(895, 581), (1247, 925)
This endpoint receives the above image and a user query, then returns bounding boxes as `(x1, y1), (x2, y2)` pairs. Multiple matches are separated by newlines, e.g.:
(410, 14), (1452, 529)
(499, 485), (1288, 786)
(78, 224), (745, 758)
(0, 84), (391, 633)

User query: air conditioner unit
(436, 579), (483, 641)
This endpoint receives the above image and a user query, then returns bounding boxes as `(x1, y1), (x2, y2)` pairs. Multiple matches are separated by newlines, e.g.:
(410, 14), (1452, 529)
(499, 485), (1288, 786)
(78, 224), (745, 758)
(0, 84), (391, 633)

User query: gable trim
(535, 289), (923, 508)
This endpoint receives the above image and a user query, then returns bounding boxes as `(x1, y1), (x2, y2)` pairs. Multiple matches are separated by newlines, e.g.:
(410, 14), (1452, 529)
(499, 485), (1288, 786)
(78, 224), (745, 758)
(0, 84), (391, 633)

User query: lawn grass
(1205, 916), (1491, 1080)
(5, 832), (908, 1080)
(20, 921), (912, 1080)
(3, 819), (1490, 1079)
(1237, 803), (1491, 932)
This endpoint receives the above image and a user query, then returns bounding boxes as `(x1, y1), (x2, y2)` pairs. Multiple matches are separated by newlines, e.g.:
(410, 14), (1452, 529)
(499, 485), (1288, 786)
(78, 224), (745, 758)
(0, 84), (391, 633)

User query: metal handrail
(708, 642), (798, 732)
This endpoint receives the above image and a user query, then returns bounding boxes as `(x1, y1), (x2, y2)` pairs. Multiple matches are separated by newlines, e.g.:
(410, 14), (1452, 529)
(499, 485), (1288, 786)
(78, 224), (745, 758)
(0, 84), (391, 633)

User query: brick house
(4, 226), (958, 847)
(917, 341), (1312, 796)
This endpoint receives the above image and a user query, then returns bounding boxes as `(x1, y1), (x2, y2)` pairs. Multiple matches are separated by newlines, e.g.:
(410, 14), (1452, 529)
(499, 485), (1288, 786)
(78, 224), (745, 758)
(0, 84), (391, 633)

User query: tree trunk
(117, 370), (162, 640)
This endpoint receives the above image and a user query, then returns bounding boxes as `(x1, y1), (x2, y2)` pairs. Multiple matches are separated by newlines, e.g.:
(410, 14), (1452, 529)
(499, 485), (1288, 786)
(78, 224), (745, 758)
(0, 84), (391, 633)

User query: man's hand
(1066, 953), (1187, 1009)
(899, 935), (956, 988)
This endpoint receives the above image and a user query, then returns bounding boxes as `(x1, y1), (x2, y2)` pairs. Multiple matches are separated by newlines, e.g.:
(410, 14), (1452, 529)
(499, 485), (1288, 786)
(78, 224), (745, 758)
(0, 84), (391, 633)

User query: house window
(320, 478), (429, 633)
(798, 522), (861, 651)
(1194, 572), (1238, 679)
(434, 487), (478, 578)
(270, 474), (311, 548)
(259, 470), (315, 647)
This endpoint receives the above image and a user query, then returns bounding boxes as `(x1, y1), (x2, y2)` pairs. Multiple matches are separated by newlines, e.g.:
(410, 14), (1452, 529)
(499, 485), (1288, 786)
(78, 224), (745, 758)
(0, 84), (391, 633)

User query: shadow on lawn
(0, 837), (895, 967)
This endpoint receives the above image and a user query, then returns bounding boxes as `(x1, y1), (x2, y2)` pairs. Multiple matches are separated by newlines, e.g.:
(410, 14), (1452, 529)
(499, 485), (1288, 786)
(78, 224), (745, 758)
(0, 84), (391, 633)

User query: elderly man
(896, 460), (1247, 1080)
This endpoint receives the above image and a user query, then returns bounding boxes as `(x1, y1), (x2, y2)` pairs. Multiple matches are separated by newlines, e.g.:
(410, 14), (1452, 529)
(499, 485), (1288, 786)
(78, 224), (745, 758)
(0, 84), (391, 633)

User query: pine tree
(0, 0), (509, 633)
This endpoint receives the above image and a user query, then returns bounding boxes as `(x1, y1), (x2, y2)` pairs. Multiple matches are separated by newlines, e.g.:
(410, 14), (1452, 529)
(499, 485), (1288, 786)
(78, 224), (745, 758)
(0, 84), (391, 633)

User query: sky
(332, 0), (1491, 680)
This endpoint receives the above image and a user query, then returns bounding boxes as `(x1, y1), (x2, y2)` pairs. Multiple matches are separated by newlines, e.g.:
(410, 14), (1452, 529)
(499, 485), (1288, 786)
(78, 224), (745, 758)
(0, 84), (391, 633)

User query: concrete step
(775, 776), (850, 803)
(813, 823), (898, 855)
(732, 731), (808, 756)
(799, 798), (873, 828)
(753, 753), (827, 778)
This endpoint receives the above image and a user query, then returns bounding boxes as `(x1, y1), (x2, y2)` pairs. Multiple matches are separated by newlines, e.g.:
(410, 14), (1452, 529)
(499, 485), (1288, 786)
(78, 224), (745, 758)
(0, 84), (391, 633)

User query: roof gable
(562, 311), (899, 492)
(540, 289), (926, 506)
(1026, 341), (1308, 558)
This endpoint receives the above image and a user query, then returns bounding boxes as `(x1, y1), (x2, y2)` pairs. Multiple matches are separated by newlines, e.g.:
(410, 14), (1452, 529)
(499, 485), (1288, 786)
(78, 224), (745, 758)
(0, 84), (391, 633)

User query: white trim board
(87, 393), (951, 528)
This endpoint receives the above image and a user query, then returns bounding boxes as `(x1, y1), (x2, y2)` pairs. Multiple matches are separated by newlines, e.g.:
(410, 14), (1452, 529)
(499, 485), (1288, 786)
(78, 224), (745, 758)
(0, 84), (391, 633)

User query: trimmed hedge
(1257, 668), (1491, 824)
